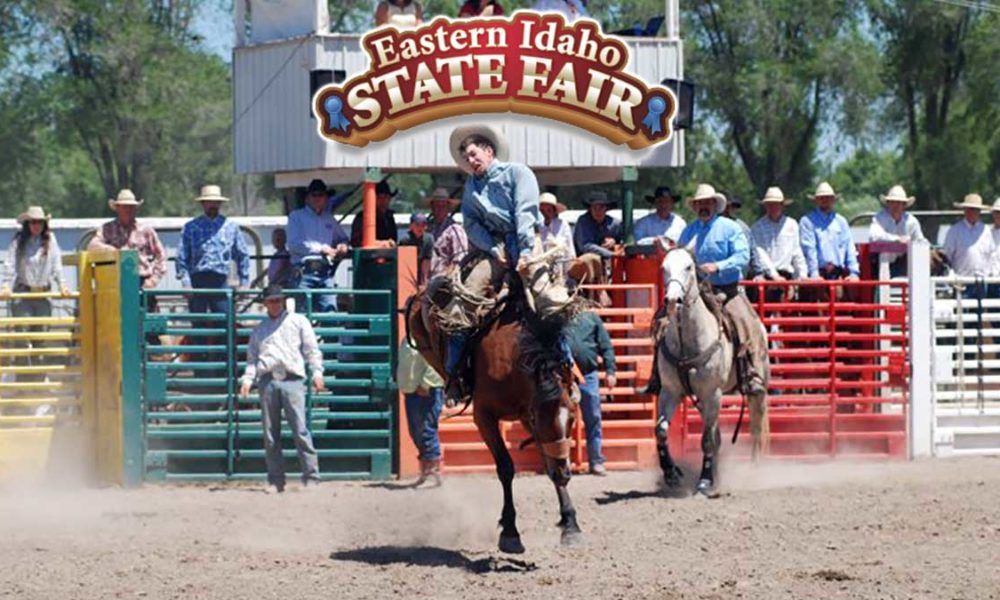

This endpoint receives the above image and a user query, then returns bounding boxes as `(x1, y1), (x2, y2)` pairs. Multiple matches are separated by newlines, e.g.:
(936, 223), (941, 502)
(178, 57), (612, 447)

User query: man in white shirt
(869, 185), (926, 278)
(239, 285), (327, 493)
(943, 193), (995, 299)
(990, 198), (1000, 248)
(634, 186), (686, 245)
(750, 186), (806, 302)
(539, 192), (575, 261)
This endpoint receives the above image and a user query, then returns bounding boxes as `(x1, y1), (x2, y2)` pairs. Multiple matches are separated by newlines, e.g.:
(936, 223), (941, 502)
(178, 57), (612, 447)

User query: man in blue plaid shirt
(177, 185), (251, 315)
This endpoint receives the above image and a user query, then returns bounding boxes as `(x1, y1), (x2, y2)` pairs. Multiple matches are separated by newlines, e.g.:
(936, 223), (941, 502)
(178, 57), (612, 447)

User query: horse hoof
(695, 479), (716, 497)
(561, 529), (585, 548)
(498, 535), (525, 555)
(664, 466), (684, 489)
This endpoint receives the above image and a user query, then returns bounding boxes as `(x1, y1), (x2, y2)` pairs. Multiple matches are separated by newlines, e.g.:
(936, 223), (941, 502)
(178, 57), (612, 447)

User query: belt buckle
(272, 364), (287, 381)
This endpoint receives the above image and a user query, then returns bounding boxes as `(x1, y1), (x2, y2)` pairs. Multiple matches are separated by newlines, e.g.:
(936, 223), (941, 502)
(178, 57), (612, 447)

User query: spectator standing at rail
(868, 185), (926, 279)
(396, 339), (445, 487)
(799, 182), (859, 301)
(458, 0), (504, 17)
(539, 192), (575, 268)
(176, 185), (251, 314)
(574, 191), (622, 261)
(239, 284), (325, 494)
(750, 186), (807, 303)
(566, 309), (616, 476)
(375, 0), (423, 27)
(350, 180), (398, 249)
(990, 198), (1000, 249)
(634, 186), (686, 245)
(400, 213), (434, 285)
(287, 179), (351, 313)
(721, 193), (763, 280)
(0, 206), (71, 386)
(427, 187), (468, 278)
(943, 193), (995, 299)
(267, 228), (293, 287)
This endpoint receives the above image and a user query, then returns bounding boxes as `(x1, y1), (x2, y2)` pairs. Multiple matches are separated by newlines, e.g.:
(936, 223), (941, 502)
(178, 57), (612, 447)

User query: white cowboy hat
(811, 181), (838, 199)
(992, 198), (1000, 213)
(955, 193), (986, 210)
(449, 125), (509, 173)
(195, 184), (229, 202)
(423, 186), (461, 208)
(686, 183), (726, 214)
(16, 206), (51, 224)
(539, 192), (567, 213)
(878, 184), (915, 208)
(108, 189), (144, 210)
(760, 186), (792, 206)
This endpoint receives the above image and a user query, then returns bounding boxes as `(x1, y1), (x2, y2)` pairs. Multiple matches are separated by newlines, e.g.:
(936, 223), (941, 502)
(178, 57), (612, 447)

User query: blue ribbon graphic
(323, 95), (351, 133)
(641, 96), (667, 136)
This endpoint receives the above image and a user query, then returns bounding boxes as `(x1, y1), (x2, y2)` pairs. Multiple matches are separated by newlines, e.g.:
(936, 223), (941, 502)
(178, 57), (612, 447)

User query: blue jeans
(405, 389), (443, 461)
(188, 272), (229, 314)
(291, 271), (338, 313)
(579, 370), (604, 467)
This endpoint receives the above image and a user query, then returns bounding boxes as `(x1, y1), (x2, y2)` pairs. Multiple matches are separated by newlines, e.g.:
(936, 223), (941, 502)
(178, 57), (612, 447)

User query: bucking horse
(406, 266), (584, 554)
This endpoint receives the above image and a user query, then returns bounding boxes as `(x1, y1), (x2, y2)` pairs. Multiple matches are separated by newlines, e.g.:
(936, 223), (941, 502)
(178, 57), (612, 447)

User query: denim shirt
(461, 161), (540, 263)
(677, 214), (749, 286)
(799, 208), (860, 277)
(176, 215), (251, 287)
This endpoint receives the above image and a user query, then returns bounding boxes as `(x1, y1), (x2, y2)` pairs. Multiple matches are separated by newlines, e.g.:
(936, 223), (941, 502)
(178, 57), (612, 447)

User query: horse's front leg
(655, 380), (684, 490)
(695, 387), (722, 497)
(534, 403), (583, 547)
(475, 411), (524, 554)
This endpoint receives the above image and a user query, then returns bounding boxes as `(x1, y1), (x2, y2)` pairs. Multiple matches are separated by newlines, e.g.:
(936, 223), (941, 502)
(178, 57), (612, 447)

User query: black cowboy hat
(645, 185), (680, 204)
(375, 181), (399, 197)
(262, 283), (285, 301)
(583, 190), (617, 207)
(306, 179), (328, 195)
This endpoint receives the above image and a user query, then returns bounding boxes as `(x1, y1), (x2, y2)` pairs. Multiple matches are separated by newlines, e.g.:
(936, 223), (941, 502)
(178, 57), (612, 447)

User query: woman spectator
(459, 0), (504, 17)
(375, 0), (423, 28)
(0, 206), (71, 384)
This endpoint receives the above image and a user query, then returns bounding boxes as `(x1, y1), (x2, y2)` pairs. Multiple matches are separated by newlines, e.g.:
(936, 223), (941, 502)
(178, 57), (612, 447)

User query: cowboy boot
(414, 460), (430, 486)
(426, 459), (442, 487)
(740, 355), (767, 395)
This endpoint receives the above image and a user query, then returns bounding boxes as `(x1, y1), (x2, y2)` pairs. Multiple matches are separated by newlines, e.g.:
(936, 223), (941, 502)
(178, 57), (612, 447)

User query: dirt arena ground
(2, 456), (999, 599)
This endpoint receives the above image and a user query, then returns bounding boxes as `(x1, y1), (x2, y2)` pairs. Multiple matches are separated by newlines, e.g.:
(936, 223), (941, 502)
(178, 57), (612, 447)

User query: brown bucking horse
(405, 278), (583, 554)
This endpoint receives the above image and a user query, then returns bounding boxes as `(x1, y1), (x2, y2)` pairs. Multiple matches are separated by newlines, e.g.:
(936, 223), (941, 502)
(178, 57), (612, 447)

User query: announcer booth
(232, 0), (687, 476)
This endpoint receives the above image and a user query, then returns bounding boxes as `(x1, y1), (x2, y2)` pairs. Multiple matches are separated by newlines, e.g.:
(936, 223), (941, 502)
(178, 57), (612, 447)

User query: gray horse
(653, 247), (769, 496)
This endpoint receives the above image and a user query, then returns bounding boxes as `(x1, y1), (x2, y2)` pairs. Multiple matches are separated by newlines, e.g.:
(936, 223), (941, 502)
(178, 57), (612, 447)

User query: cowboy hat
(16, 206), (51, 224)
(992, 198), (1000, 213)
(423, 187), (461, 208)
(879, 184), (915, 208)
(760, 186), (793, 206)
(539, 192), (567, 213)
(449, 125), (509, 172)
(195, 184), (229, 203)
(108, 189), (144, 210)
(955, 193), (986, 210)
(262, 283), (286, 301)
(584, 190), (617, 207)
(645, 185), (680, 204)
(685, 183), (726, 214)
(811, 181), (838, 199)
(375, 180), (398, 197)
(306, 179), (328, 195)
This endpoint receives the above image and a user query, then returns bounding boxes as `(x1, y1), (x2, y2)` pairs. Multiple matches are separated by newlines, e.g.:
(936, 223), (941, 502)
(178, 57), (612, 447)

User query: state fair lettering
(313, 12), (677, 150)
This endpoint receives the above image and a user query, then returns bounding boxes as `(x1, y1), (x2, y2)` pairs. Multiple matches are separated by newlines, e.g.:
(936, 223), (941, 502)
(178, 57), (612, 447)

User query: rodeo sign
(313, 12), (677, 150)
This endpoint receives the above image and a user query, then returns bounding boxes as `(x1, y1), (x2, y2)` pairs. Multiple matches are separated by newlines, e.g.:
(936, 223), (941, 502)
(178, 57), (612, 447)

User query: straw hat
(449, 125), (509, 173)
(539, 192), (567, 213)
(424, 187), (460, 208)
(811, 181), (838, 199)
(16, 206), (51, 224)
(955, 193), (986, 210)
(686, 183), (726, 214)
(108, 189), (143, 210)
(760, 186), (793, 206)
(195, 184), (229, 203)
(879, 185), (915, 208)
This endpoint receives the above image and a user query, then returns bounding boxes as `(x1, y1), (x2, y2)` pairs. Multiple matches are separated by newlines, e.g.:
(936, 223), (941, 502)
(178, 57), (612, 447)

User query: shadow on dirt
(330, 546), (537, 574)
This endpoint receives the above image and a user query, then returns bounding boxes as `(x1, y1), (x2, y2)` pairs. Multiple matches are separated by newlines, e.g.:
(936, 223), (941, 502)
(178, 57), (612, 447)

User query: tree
(684, 0), (880, 200)
(869, 0), (1000, 209)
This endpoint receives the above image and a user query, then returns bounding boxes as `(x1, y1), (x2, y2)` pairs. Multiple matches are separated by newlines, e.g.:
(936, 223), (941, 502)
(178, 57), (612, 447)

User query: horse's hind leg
(655, 386), (684, 490)
(476, 411), (524, 554)
(696, 388), (722, 497)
